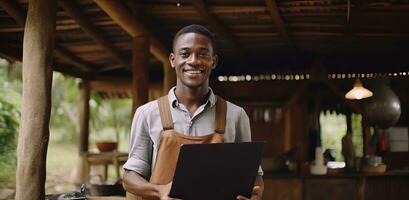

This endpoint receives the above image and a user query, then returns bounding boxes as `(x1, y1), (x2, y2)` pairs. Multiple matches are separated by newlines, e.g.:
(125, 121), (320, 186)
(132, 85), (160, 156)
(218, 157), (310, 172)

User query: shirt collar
(168, 87), (217, 108)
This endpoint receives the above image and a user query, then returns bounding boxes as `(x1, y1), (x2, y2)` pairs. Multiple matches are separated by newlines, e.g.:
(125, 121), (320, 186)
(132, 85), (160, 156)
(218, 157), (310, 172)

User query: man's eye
(199, 52), (210, 58)
(180, 52), (189, 57)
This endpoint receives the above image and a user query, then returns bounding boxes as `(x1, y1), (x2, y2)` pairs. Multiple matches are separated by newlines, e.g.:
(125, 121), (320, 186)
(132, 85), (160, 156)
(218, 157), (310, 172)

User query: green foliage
(352, 113), (363, 157)
(0, 88), (20, 182)
(89, 97), (132, 149)
(320, 112), (364, 161)
(49, 73), (81, 143)
(0, 58), (21, 182)
(48, 72), (132, 148)
(0, 57), (132, 184)
(320, 111), (347, 161)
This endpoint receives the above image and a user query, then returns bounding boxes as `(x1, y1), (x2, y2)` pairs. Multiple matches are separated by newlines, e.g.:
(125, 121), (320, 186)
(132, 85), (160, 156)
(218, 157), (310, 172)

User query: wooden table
(82, 152), (128, 182)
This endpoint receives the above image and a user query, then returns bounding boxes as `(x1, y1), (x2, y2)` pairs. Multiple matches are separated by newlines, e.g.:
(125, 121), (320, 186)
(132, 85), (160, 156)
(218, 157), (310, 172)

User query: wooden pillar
(16, 0), (56, 199)
(79, 81), (90, 153)
(284, 109), (292, 152)
(127, 36), (150, 200)
(131, 36), (149, 114)
(162, 61), (176, 95)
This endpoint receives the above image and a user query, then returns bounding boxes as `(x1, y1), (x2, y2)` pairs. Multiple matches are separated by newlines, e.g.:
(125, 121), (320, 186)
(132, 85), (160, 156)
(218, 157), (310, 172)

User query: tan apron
(127, 95), (226, 200)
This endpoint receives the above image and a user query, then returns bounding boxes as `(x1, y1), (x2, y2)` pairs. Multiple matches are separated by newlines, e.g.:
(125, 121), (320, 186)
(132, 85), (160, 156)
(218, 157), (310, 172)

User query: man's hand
(236, 186), (262, 200)
(157, 182), (174, 200)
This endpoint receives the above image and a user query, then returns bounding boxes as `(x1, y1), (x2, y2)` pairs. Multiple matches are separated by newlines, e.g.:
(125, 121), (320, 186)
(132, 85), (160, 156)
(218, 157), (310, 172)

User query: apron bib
(127, 95), (227, 200)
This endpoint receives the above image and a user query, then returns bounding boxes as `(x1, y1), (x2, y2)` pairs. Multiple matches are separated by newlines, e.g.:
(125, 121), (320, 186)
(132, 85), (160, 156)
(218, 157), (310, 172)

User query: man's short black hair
(172, 24), (216, 53)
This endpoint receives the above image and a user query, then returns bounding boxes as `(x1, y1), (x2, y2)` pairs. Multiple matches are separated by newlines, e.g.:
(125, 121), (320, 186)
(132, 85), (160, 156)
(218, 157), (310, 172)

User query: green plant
(0, 87), (21, 182)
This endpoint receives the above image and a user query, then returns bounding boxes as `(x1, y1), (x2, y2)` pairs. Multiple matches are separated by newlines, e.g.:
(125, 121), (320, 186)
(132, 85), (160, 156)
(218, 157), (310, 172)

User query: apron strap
(158, 95), (227, 133)
(214, 96), (227, 134)
(158, 95), (174, 130)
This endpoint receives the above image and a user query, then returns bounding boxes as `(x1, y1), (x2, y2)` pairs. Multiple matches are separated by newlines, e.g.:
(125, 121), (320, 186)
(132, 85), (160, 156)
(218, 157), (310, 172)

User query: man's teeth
(185, 70), (201, 74)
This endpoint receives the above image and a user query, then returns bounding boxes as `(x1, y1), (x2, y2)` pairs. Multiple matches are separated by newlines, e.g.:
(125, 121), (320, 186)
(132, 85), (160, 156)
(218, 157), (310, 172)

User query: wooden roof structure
(1, 0), (408, 82)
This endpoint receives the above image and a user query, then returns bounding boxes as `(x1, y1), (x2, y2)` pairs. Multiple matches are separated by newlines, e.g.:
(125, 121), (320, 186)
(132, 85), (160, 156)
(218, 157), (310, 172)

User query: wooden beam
(59, 0), (129, 70)
(89, 80), (132, 92)
(0, 0), (26, 25)
(345, 0), (366, 37)
(94, 0), (169, 64)
(191, 0), (246, 64)
(53, 45), (94, 72)
(264, 0), (291, 42)
(16, 0), (56, 199)
(0, 42), (22, 61)
(0, 0), (93, 73)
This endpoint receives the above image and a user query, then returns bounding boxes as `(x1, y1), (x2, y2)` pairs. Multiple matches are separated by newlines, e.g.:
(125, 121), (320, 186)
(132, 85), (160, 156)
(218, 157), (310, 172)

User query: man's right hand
(157, 182), (174, 200)
(123, 170), (178, 200)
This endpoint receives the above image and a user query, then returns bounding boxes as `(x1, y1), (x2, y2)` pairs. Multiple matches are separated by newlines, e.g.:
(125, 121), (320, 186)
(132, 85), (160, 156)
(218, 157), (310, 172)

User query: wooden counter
(263, 171), (409, 200)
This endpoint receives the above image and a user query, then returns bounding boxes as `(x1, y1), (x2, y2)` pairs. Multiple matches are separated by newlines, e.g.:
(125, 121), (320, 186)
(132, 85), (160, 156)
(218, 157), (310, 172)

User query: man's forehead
(174, 33), (213, 50)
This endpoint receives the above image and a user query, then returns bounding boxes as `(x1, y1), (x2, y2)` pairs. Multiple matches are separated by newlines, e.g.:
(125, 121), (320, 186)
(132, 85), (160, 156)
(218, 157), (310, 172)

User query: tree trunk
(15, 0), (56, 199)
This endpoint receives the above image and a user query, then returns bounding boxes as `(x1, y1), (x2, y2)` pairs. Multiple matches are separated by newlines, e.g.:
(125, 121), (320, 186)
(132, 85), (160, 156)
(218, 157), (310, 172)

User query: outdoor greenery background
(320, 112), (363, 161)
(0, 58), (132, 187)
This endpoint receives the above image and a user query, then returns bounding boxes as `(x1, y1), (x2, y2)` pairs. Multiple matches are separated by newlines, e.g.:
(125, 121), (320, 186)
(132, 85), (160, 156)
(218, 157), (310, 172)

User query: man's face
(169, 32), (218, 89)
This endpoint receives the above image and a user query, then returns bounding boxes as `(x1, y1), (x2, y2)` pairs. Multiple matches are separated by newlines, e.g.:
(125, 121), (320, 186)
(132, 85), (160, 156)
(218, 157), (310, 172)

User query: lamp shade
(345, 79), (373, 100)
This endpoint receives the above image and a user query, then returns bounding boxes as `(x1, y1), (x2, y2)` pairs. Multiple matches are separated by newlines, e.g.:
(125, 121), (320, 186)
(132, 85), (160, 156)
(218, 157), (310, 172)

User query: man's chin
(181, 81), (207, 89)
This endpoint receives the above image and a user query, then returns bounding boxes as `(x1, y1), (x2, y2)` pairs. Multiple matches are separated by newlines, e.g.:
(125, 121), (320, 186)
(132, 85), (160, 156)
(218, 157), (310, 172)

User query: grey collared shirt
(123, 87), (262, 178)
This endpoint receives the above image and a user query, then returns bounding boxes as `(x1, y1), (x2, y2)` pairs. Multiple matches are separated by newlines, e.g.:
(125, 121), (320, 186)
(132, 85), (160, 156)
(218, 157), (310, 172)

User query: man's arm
(236, 175), (264, 200)
(123, 170), (172, 200)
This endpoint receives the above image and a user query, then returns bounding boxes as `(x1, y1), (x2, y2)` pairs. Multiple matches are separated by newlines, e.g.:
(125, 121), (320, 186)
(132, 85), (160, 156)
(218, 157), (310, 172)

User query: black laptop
(168, 142), (264, 200)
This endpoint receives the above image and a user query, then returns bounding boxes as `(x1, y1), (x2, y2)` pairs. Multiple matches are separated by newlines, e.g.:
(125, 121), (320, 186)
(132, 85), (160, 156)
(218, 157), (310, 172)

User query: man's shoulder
(217, 96), (246, 114)
(135, 99), (160, 115)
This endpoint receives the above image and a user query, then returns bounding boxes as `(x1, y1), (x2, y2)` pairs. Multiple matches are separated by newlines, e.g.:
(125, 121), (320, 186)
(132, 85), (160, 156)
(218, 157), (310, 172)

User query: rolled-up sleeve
(236, 108), (264, 176)
(123, 107), (153, 179)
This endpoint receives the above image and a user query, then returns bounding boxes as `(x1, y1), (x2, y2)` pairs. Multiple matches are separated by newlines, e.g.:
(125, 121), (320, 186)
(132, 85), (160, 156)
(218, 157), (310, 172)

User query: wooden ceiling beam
(59, 0), (129, 71)
(53, 46), (93, 72)
(191, 0), (246, 66)
(0, 0), (93, 73)
(0, 42), (22, 61)
(89, 80), (131, 92)
(0, 0), (26, 25)
(264, 0), (291, 42)
(93, 0), (169, 64)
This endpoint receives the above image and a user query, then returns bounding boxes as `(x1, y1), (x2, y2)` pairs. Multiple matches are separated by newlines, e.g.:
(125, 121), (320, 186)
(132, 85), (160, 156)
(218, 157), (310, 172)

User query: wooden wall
(212, 78), (409, 164)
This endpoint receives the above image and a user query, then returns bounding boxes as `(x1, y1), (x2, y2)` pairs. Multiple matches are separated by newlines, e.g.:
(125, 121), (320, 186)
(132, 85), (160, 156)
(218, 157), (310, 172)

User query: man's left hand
(236, 186), (262, 200)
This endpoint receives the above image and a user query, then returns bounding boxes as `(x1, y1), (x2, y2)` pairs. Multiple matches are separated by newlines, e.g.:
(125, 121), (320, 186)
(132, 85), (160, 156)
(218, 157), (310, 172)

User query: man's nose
(187, 54), (200, 65)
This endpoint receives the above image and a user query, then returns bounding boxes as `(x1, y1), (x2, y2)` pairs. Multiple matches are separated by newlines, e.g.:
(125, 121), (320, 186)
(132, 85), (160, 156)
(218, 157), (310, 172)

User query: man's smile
(183, 68), (204, 76)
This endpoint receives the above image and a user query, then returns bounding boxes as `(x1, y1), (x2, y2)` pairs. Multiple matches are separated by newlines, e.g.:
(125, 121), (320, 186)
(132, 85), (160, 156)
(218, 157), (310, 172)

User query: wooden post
(131, 36), (149, 114)
(127, 36), (149, 200)
(284, 109), (292, 152)
(79, 81), (90, 153)
(162, 61), (176, 95)
(16, 0), (56, 199)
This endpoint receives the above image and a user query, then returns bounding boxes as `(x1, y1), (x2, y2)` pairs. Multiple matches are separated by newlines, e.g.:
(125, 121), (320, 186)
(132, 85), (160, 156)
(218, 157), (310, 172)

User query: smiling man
(122, 24), (263, 200)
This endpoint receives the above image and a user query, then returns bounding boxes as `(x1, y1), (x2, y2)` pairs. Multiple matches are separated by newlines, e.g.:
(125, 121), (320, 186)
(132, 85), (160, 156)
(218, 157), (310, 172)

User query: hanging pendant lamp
(345, 79), (373, 100)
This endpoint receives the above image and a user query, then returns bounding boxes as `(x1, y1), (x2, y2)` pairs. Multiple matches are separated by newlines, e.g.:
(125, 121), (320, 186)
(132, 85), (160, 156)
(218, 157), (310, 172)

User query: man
(122, 24), (263, 200)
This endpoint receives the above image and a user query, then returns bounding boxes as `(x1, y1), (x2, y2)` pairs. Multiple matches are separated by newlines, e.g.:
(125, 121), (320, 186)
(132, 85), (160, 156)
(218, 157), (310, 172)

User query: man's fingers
(236, 186), (261, 200)
(236, 195), (249, 200)
(252, 186), (261, 195)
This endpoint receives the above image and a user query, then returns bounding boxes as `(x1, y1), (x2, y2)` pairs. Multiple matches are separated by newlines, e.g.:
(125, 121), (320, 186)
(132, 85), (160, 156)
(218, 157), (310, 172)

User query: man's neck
(174, 85), (210, 115)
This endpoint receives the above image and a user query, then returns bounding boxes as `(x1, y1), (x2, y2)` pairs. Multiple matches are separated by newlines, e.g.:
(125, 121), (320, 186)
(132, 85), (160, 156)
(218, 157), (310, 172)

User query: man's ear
(169, 53), (175, 68)
(212, 54), (218, 69)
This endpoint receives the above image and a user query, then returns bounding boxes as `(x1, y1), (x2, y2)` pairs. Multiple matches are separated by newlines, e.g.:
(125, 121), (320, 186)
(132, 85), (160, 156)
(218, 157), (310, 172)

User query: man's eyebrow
(177, 47), (190, 52)
(177, 47), (210, 52)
